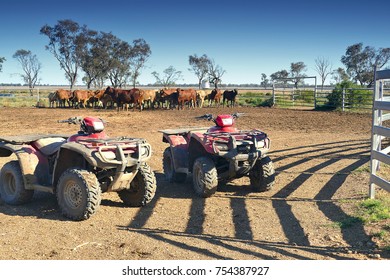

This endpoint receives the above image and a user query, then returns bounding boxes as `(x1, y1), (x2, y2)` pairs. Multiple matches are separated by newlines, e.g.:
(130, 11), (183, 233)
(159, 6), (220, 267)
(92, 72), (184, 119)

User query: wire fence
(0, 85), (389, 111)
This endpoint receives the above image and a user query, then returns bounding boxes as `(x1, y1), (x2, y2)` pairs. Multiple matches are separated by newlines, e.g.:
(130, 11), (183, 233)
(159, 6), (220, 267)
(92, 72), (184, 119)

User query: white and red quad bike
(0, 116), (156, 220)
(160, 113), (275, 197)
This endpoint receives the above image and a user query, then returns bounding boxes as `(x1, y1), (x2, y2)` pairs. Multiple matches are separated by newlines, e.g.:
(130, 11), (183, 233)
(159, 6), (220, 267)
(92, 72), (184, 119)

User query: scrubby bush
(327, 81), (371, 109)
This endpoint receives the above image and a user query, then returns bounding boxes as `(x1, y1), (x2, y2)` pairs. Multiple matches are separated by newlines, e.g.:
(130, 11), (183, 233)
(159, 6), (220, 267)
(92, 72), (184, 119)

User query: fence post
(342, 88), (345, 111)
(314, 76), (317, 109)
(272, 84), (275, 106)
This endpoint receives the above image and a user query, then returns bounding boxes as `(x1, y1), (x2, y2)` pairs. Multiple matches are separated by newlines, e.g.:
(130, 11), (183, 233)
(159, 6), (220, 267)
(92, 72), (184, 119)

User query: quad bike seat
(34, 137), (67, 156)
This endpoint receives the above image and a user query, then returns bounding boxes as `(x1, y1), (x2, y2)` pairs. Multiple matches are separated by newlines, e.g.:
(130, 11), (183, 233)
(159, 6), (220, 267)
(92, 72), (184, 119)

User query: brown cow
(72, 90), (95, 108)
(89, 89), (105, 108)
(159, 88), (179, 109)
(175, 88), (197, 110)
(205, 89), (222, 107)
(102, 86), (143, 111)
(222, 89), (239, 107)
(55, 89), (72, 108)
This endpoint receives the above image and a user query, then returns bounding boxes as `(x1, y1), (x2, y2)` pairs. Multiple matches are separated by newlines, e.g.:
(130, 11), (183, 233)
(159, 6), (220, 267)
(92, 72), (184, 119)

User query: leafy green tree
(79, 31), (111, 89)
(104, 34), (132, 88)
(189, 54), (210, 89)
(13, 49), (41, 95)
(327, 80), (371, 108)
(151, 66), (182, 87)
(332, 67), (350, 84)
(260, 73), (269, 88)
(40, 19), (91, 89)
(128, 38), (151, 88)
(270, 70), (289, 87)
(290, 61), (307, 88)
(341, 43), (390, 87)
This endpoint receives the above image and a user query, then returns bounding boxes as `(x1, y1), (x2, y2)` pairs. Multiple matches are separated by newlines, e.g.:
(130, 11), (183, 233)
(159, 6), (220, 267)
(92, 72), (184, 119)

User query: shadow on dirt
(117, 138), (383, 259)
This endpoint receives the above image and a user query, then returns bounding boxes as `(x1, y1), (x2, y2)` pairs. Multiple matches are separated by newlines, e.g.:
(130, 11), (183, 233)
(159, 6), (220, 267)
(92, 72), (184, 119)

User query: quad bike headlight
(140, 146), (150, 157)
(214, 142), (229, 151)
(92, 121), (105, 132)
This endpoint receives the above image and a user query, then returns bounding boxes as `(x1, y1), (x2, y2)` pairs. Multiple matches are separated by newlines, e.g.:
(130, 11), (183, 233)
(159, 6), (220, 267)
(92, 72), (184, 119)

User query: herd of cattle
(48, 87), (239, 110)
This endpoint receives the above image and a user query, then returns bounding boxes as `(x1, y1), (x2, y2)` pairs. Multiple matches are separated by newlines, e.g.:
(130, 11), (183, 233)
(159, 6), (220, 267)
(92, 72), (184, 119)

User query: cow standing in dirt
(223, 89), (239, 107)
(54, 89), (73, 108)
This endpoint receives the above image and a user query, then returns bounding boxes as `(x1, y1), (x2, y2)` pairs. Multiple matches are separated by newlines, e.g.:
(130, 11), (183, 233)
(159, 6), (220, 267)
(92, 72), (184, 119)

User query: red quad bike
(0, 116), (157, 221)
(160, 113), (275, 197)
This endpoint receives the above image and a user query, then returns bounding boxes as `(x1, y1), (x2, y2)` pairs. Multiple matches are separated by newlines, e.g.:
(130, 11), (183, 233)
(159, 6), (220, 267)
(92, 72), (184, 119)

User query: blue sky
(0, 0), (389, 86)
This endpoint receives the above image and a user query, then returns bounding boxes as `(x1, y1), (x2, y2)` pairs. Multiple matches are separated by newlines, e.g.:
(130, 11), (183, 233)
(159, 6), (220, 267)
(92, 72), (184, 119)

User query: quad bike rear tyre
(118, 163), (157, 207)
(0, 161), (34, 205)
(56, 168), (101, 221)
(163, 147), (187, 183)
(192, 157), (218, 197)
(249, 156), (275, 192)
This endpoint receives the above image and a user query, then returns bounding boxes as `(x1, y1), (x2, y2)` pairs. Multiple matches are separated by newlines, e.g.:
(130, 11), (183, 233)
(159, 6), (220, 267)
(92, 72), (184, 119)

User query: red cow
(222, 89), (239, 107)
(102, 86), (143, 111)
(72, 90), (95, 108)
(55, 89), (73, 108)
(176, 88), (197, 110)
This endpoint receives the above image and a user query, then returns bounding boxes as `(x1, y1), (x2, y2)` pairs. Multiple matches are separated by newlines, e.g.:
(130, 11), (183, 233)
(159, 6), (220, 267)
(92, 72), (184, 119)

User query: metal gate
(369, 68), (390, 198)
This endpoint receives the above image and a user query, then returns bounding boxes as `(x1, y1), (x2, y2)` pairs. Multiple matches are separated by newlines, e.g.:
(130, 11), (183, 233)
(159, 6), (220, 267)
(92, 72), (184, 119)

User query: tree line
(261, 43), (390, 90)
(0, 19), (389, 92)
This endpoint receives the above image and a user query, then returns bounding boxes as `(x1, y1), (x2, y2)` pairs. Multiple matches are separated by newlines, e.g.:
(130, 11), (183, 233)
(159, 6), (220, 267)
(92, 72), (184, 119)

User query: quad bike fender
(0, 143), (50, 190)
(190, 132), (215, 154)
(162, 134), (189, 173)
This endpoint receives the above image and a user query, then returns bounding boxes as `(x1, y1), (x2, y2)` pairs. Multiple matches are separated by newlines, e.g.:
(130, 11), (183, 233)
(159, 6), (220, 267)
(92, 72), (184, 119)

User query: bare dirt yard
(0, 105), (388, 260)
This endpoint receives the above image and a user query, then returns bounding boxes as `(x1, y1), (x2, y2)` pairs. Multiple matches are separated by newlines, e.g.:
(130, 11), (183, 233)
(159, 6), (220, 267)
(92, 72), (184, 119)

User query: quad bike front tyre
(0, 161), (34, 205)
(56, 168), (101, 221)
(249, 156), (275, 192)
(162, 147), (187, 183)
(192, 157), (218, 197)
(118, 163), (157, 207)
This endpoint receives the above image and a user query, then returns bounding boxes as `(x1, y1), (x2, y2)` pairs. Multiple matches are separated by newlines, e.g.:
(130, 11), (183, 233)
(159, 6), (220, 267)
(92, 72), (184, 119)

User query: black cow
(223, 89), (238, 107)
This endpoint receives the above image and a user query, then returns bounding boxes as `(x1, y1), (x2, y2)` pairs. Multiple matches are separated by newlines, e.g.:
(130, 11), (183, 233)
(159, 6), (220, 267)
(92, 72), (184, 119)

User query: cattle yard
(0, 104), (389, 260)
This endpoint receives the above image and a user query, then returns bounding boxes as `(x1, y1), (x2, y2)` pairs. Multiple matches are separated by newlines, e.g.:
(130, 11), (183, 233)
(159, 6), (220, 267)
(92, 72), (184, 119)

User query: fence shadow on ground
(117, 138), (377, 259)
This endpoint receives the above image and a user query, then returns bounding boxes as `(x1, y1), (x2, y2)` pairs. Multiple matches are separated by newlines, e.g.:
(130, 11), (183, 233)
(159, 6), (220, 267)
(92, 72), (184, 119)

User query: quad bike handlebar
(58, 116), (83, 125)
(195, 112), (245, 121)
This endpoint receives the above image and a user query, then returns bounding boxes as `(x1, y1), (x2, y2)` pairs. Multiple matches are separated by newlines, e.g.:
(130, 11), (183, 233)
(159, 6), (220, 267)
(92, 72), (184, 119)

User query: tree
(332, 67), (349, 84)
(79, 30), (111, 89)
(0, 57), (5, 73)
(270, 70), (289, 87)
(188, 54), (210, 89)
(290, 62), (306, 88)
(314, 56), (332, 90)
(12, 49), (41, 95)
(151, 66), (182, 87)
(105, 34), (132, 88)
(128, 38), (151, 88)
(40, 19), (91, 89)
(341, 43), (390, 87)
(207, 59), (225, 89)
(260, 73), (269, 88)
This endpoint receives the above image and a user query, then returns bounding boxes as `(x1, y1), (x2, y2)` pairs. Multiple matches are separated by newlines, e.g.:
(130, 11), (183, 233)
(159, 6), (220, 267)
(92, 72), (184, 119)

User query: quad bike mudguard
(161, 127), (208, 174)
(54, 138), (153, 192)
(0, 135), (68, 192)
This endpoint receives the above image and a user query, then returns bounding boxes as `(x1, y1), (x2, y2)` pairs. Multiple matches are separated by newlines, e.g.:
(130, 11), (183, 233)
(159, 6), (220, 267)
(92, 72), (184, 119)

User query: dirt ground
(0, 105), (388, 260)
